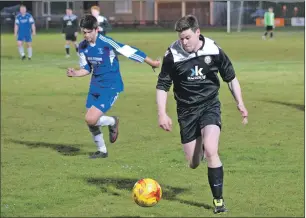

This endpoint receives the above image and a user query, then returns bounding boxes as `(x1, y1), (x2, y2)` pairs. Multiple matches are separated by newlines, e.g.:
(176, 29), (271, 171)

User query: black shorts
(266, 26), (273, 31)
(65, 33), (77, 41)
(177, 100), (221, 144)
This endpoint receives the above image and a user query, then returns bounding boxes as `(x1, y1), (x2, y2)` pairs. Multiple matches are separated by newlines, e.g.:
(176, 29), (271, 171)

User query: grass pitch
(1, 30), (304, 217)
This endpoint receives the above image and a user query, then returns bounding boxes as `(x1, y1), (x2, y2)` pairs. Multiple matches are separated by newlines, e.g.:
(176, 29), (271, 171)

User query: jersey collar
(199, 34), (205, 50)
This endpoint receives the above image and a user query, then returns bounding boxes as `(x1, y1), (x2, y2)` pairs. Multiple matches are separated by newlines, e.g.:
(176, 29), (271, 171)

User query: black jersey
(62, 14), (78, 35)
(96, 15), (111, 35)
(156, 35), (235, 107)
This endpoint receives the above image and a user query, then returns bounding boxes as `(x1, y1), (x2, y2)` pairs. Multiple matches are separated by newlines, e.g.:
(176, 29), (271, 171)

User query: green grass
(1, 30), (304, 217)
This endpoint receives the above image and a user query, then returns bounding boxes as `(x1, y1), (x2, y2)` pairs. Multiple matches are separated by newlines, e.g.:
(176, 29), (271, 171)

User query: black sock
(264, 32), (268, 36)
(270, 32), (273, 38)
(65, 47), (70, 55)
(208, 166), (223, 199)
(88, 125), (101, 136)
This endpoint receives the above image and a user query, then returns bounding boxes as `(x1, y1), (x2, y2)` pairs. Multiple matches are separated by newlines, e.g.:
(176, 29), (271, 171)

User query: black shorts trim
(65, 34), (77, 41)
(178, 101), (222, 144)
(266, 26), (273, 31)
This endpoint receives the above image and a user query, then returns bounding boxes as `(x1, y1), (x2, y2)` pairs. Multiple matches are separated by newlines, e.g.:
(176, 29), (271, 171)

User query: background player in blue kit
(66, 15), (160, 159)
(14, 5), (36, 60)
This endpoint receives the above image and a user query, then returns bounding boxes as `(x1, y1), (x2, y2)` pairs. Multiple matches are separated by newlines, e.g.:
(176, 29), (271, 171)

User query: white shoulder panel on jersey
(97, 16), (106, 23)
(29, 16), (34, 23)
(71, 14), (77, 20)
(169, 37), (220, 63)
(197, 37), (220, 56)
(63, 14), (77, 21)
(170, 40), (196, 63)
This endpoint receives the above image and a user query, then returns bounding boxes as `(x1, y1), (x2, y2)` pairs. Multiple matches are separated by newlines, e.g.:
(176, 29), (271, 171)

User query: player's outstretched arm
(101, 35), (160, 69)
(71, 49), (92, 77)
(67, 68), (90, 77)
(228, 77), (248, 124)
(144, 56), (161, 70)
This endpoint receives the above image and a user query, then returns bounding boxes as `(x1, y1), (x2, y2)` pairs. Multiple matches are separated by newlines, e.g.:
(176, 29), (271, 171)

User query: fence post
(227, 0), (230, 33)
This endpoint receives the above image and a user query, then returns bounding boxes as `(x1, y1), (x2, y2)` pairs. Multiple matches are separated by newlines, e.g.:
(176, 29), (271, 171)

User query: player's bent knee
(85, 115), (98, 126)
(205, 150), (218, 158)
(205, 153), (219, 162)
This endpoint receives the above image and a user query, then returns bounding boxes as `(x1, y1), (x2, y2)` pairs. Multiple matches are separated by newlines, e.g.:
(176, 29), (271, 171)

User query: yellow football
(132, 178), (162, 207)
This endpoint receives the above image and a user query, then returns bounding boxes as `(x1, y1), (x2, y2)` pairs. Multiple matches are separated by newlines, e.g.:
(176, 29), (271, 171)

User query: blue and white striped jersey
(79, 34), (147, 93)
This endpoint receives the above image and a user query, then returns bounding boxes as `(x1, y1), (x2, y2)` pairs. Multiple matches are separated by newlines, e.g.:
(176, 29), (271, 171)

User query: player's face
(82, 28), (98, 43)
(91, 9), (100, 17)
(269, 8), (273, 12)
(178, 28), (200, 53)
(66, 9), (72, 15)
(20, 6), (26, 14)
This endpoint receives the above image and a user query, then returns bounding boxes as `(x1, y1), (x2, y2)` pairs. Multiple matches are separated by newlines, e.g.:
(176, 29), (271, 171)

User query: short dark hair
(80, 15), (98, 30)
(175, 15), (199, 33)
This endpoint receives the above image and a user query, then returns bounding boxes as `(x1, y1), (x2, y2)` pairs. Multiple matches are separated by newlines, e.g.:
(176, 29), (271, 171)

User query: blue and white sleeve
(79, 50), (92, 73)
(99, 35), (147, 63)
(15, 17), (19, 25)
(29, 15), (35, 24)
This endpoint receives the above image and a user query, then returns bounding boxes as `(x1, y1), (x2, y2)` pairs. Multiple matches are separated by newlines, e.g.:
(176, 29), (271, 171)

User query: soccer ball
(132, 178), (162, 207)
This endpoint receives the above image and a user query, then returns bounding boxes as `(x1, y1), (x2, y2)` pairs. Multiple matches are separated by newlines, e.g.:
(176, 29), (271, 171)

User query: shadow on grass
(7, 139), (86, 156)
(87, 177), (213, 210)
(1, 55), (15, 60)
(264, 100), (304, 111)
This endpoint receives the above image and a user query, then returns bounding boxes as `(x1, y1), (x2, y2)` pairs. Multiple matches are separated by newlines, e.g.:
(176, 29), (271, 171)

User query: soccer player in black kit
(62, 8), (79, 57)
(156, 15), (248, 214)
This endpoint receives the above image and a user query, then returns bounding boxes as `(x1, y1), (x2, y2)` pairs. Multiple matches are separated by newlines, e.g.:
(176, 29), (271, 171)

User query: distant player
(90, 6), (111, 35)
(62, 8), (79, 57)
(262, 7), (275, 40)
(156, 15), (248, 214)
(14, 5), (36, 60)
(66, 15), (160, 159)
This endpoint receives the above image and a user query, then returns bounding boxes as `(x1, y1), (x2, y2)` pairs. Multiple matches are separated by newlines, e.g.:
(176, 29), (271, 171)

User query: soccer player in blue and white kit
(67, 15), (160, 159)
(14, 5), (36, 60)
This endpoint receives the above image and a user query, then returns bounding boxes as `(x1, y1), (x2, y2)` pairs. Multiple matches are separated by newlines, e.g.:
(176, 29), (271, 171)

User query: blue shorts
(17, 34), (32, 42)
(86, 91), (119, 113)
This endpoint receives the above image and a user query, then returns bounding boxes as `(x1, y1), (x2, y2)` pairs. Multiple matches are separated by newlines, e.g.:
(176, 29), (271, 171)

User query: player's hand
(74, 32), (78, 37)
(151, 57), (161, 72)
(237, 104), (248, 125)
(158, 113), (172, 131)
(153, 58), (161, 68)
(32, 32), (36, 36)
(67, 68), (76, 77)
